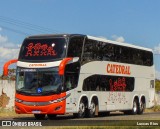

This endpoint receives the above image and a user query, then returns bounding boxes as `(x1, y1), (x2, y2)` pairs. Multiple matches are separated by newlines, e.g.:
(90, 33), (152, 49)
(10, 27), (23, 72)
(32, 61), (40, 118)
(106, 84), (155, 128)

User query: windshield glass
(19, 37), (66, 62)
(16, 67), (62, 95)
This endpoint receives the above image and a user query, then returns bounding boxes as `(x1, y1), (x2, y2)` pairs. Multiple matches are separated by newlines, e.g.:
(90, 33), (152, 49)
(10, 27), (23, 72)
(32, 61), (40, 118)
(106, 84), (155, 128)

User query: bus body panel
(65, 60), (155, 113)
(15, 93), (66, 114)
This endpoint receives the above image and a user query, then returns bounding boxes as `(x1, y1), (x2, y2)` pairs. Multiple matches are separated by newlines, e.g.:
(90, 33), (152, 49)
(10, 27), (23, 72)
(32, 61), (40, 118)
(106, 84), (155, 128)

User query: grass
(0, 107), (32, 118)
(145, 105), (160, 112)
(152, 105), (160, 112)
(0, 126), (159, 129)
(40, 127), (160, 129)
(0, 107), (160, 129)
(0, 107), (16, 117)
(0, 126), (157, 129)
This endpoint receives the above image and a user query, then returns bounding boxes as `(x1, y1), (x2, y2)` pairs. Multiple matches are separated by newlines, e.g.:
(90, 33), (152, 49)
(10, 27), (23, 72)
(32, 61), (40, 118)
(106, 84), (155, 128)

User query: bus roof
(26, 34), (152, 52)
(26, 34), (85, 39)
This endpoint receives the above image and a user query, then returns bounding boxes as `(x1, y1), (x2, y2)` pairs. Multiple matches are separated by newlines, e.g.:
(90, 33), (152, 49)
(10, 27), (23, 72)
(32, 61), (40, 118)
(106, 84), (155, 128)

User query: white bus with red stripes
(4, 34), (155, 119)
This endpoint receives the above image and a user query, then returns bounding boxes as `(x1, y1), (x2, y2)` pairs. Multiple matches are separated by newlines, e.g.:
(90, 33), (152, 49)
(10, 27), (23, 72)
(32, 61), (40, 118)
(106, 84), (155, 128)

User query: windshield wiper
(16, 89), (31, 95)
(41, 90), (58, 95)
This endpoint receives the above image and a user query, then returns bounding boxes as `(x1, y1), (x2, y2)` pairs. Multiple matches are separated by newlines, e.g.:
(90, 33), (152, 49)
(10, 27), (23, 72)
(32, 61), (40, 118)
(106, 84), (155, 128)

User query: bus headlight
(15, 98), (23, 103)
(49, 96), (66, 104)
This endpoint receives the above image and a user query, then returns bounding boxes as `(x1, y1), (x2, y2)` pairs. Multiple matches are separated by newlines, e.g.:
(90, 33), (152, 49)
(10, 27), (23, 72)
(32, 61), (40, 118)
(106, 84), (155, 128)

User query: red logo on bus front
(25, 43), (57, 57)
(106, 63), (131, 75)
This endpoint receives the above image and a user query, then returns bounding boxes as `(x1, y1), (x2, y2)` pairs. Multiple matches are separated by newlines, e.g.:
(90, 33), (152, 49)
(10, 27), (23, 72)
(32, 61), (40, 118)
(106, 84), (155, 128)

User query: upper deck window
(19, 37), (66, 62)
(67, 36), (84, 58)
(82, 38), (153, 66)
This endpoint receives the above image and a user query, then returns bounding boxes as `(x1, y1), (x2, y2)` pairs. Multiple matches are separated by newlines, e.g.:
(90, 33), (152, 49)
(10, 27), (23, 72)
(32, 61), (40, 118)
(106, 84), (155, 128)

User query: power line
(0, 15), (62, 34)
(0, 25), (30, 36)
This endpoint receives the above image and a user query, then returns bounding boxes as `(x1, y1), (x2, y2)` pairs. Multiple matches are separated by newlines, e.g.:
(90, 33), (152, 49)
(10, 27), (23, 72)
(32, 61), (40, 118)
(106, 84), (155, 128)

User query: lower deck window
(83, 75), (134, 92)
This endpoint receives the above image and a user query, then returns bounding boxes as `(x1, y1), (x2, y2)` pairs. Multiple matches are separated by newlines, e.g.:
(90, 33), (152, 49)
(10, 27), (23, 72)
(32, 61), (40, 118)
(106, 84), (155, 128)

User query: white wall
(0, 80), (15, 109)
(155, 92), (160, 105)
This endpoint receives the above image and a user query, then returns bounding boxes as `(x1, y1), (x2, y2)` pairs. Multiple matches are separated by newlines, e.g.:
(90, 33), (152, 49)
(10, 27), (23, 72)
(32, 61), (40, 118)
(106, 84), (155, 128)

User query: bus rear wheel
(137, 99), (145, 115)
(98, 112), (110, 117)
(131, 99), (138, 115)
(87, 100), (96, 118)
(34, 114), (46, 120)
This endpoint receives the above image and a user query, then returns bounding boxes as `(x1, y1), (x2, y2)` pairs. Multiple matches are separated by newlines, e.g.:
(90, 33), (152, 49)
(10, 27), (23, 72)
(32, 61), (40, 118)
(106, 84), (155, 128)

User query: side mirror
(3, 59), (18, 76)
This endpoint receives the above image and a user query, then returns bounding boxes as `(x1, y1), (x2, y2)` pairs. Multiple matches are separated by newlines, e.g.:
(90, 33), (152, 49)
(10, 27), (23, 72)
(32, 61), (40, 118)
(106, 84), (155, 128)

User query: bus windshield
(16, 67), (63, 95)
(18, 37), (66, 62)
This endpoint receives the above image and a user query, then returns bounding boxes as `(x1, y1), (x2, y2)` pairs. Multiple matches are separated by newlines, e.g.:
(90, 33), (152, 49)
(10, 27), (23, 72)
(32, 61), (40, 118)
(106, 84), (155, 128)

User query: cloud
(112, 35), (125, 43)
(153, 44), (160, 54)
(98, 36), (108, 40)
(0, 34), (20, 48)
(0, 27), (2, 31)
(0, 47), (19, 60)
(0, 34), (20, 74)
(0, 34), (7, 42)
(156, 70), (160, 79)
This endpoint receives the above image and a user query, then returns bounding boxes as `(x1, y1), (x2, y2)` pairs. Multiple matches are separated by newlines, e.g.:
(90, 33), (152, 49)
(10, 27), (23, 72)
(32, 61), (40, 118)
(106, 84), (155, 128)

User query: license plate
(32, 110), (41, 114)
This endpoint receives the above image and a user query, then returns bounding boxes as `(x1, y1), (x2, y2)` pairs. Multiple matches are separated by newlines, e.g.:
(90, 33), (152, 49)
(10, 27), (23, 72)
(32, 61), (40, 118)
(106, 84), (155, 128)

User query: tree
(155, 79), (160, 92)
(0, 69), (16, 80)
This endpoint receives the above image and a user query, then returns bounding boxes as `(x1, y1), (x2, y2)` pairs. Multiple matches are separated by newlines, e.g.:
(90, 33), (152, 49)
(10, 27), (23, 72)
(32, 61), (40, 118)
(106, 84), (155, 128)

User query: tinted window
(82, 39), (102, 63)
(16, 67), (63, 96)
(64, 62), (80, 91)
(83, 75), (135, 92)
(19, 38), (66, 62)
(82, 38), (153, 66)
(67, 36), (84, 58)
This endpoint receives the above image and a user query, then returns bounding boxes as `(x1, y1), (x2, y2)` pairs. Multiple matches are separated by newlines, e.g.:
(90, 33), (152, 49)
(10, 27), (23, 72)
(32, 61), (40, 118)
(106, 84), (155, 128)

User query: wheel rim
(90, 101), (96, 114)
(140, 101), (144, 111)
(133, 101), (137, 113)
(79, 102), (85, 116)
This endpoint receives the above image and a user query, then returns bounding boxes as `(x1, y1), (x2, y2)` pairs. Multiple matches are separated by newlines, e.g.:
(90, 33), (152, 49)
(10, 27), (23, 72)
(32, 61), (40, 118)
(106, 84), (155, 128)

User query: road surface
(0, 112), (160, 126)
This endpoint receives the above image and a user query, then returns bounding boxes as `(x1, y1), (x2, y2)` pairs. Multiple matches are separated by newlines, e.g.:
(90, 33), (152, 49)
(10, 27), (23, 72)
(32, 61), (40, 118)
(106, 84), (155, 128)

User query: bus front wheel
(47, 114), (57, 120)
(74, 99), (87, 118)
(34, 114), (46, 120)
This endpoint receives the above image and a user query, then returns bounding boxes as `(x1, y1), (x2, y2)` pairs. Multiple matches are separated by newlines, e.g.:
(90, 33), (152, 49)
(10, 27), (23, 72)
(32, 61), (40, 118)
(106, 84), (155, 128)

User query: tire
(137, 99), (145, 115)
(34, 114), (46, 120)
(47, 114), (57, 120)
(87, 100), (96, 118)
(74, 99), (86, 118)
(98, 112), (110, 117)
(131, 99), (138, 115)
(123, 110), (130, 115)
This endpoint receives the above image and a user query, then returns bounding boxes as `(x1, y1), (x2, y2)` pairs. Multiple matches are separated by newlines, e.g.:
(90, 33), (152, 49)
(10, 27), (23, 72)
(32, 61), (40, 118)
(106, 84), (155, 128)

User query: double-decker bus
(3, 34), (155, 119)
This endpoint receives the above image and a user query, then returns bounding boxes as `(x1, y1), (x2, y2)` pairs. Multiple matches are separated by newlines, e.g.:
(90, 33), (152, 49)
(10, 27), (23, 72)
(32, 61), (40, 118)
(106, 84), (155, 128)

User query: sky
(0, 0), (160, 78)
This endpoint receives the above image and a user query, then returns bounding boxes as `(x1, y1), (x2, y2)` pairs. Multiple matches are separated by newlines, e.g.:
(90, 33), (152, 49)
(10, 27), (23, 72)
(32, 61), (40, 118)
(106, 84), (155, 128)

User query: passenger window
(67, 36), (84, 58)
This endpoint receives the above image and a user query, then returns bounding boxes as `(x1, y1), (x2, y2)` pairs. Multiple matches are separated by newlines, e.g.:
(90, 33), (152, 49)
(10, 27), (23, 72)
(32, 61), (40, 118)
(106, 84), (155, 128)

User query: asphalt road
(0, 112), (160, 126)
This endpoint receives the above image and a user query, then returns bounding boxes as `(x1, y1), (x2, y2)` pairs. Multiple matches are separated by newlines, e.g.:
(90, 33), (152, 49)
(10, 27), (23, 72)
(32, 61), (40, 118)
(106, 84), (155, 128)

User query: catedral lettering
(107, 63), (131, 75)
(29, 63), (47, 67)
